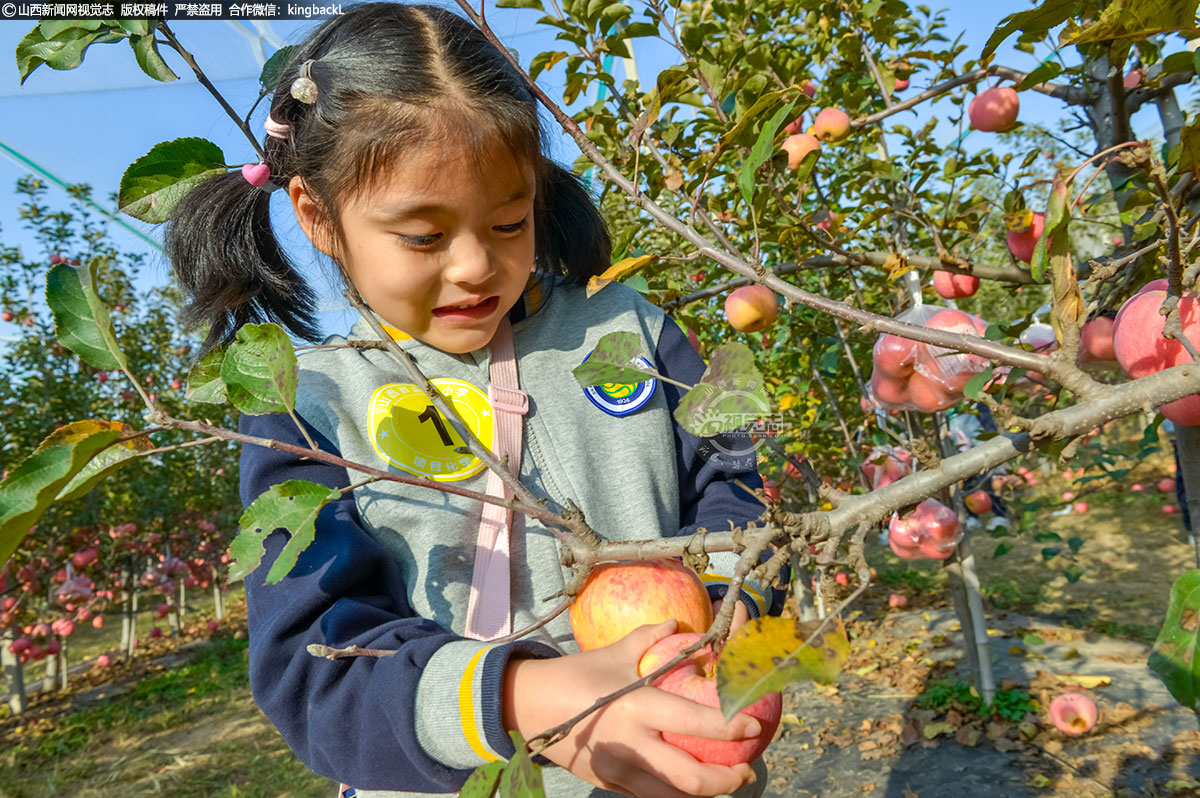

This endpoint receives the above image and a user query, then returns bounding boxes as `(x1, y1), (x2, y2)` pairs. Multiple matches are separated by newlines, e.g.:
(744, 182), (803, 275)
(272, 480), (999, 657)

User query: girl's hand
(502, 620), (759, 798)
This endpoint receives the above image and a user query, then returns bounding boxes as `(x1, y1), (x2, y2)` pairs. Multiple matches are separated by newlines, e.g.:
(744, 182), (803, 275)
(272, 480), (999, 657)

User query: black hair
(164, 1), (611, 357)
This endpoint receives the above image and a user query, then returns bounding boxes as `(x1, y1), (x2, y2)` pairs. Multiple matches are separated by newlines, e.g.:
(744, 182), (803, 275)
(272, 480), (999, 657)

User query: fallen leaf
(1055, 674), (1111, 688)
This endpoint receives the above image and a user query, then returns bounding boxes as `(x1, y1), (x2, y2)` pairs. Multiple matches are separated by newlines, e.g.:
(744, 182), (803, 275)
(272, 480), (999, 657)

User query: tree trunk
(41, 645), (58, 693)
(212, 569), (224, 621)
(1, 629), (27, 715)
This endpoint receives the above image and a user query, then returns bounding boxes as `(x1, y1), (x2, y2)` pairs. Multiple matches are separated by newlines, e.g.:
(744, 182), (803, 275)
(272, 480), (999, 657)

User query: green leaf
(1163, 51), (1196, 76)
(16, 24), (105, 84)
(461, 761), (505, 798)
(1063, 565), (1083, 584)
(1041, 547), (1061, 561)
(675, 342), (769, 437)
(500, 731), (544, 797)
(738, 97), (799, 208)
(1068, 536), (1083, 552)
(1180, 120), (1200, 184)
(118, 137), (227, 224)
(259, 45), (299, 90)
(129, 33), (178, 81)
(994, 542), (1013, 557)
(529, 50), (568, 80)
(497, 0), (544, 7)
(39, 20), (104, 37)
(116, 19), (151, 36)
(0, 421), (123, 565)
(1063, 0), (1200, 45)
(220, 323), (299, 416)
(572, 331), (654, 386)
(1149, 569), (1200, 711)
(717, 616), (849, 720)
(231, 480), (341, 584)
(1017, 60), (1063, 90)
(963, 367), (994, 400)
(1034, 531), (1062, 543)
(1023, 633), (1045, 647)
(46, 258), (129, 372)
(57, 423), (154, 502)
(981, 0), (1074, 60)
(186, 346), (229, 404)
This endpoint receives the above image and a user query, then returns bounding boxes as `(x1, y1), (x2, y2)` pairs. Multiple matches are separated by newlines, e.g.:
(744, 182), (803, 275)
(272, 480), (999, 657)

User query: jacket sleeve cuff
(414, 639), (559, 769)
(700, 552), (771, 619)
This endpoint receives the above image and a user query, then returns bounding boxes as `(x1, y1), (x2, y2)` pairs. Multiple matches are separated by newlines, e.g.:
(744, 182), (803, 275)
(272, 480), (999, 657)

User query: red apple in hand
(570, 559), (714, 651)
(638, 633), (782, 767)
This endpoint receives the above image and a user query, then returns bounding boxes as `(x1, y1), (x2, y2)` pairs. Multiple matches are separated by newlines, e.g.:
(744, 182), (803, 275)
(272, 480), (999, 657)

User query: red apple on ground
(95, 654), (111, 667)
(1159, 478), (1177, 493)
(888, 593), (908, 608)
(1006, 212), (1045, 264)
(932, 270), (980, 299)
(1164, 504), (1179, 515)
(834, 572), (850, 586)
(1131, 484), (1144, 492)
(724, 285), (779, 333)
(969, 86), (1020, 132)
(1073, 502), (1088, 514)
(812, 108), (851, 143)
(1049, 692), (1097, 735)
(570, 559), (714, 651)
(639, 633), (782, 767)
(781, 133), (820, 170)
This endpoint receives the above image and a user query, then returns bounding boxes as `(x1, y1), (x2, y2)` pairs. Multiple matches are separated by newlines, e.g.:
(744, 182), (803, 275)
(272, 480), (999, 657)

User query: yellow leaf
(1055, 674), (1110, 688)
(1005, 209), (1033, 232)
(883, 252), (911, 280)
(586, 255), (657, 298)
(716, 616), (850, 720)
(778, 393), (798, 410)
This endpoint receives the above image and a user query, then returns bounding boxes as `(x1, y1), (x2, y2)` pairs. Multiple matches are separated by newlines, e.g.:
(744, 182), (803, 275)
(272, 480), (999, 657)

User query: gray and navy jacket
(238, 273), (784, 796)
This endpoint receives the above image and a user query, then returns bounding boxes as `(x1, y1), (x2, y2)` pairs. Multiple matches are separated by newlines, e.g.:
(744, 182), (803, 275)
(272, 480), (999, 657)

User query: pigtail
(535, 159), (612, 285)
(163, 170), (321, 358)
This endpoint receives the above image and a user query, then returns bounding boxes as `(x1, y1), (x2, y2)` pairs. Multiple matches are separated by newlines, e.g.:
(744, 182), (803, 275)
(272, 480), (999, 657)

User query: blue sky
(0, 2), (1193, 339)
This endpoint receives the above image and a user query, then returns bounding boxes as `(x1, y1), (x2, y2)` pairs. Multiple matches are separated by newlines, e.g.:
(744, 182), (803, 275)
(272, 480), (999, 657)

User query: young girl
(164, 3), (782, 796)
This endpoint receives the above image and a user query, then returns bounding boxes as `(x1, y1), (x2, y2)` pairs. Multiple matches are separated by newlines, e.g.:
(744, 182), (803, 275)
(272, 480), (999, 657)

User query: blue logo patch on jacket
(580, 352), (658, 416)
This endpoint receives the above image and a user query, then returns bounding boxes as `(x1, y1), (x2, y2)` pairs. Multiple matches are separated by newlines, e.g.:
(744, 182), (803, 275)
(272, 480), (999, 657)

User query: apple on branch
(570, 558), (714, 651)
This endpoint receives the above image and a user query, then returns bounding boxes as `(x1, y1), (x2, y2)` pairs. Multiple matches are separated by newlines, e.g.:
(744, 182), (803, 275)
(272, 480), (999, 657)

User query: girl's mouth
(431, 295), (499, 320)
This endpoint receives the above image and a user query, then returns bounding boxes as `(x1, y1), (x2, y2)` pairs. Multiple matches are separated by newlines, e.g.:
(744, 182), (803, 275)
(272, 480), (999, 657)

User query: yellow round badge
(368, 379), (493, 481)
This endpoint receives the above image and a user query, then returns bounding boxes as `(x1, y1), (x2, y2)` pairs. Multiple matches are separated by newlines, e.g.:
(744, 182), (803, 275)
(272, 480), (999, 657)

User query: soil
(4, 456), (1200, 797)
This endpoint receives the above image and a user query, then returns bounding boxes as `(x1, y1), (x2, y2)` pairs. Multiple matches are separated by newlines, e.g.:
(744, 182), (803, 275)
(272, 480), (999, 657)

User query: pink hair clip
(264, 114), (291, 140)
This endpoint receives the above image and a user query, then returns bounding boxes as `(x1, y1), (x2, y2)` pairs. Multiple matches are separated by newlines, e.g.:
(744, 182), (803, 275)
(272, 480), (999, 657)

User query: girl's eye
(495, 218), (529, 234)
(399, 233), (441, 247)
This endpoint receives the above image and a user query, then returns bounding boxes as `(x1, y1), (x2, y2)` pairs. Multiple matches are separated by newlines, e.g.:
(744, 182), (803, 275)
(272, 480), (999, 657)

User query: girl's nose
(445, 235), (495, 286)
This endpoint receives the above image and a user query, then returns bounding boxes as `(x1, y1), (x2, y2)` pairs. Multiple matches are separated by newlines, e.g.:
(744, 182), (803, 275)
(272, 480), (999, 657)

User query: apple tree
(3, 0), (1200, 792)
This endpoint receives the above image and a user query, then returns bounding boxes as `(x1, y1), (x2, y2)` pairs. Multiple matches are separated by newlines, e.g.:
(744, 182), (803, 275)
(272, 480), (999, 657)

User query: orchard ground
(1, 449), (1198, 797)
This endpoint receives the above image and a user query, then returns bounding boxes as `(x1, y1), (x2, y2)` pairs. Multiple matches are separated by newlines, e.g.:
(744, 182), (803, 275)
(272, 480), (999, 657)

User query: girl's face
(290, 136), (537, 354)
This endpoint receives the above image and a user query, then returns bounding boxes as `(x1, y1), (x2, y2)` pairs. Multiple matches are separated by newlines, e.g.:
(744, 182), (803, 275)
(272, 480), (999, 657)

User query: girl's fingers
(601, 739), (756, 798)
(643, 688), (763, 741)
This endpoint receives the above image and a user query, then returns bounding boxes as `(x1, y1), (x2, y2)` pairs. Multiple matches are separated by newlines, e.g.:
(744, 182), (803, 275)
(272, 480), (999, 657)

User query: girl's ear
(288, 176), (336, 258)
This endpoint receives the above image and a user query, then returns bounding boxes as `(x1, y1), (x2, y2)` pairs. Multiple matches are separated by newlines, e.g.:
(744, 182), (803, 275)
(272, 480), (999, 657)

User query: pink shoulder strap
(464, 315), (527, 640)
